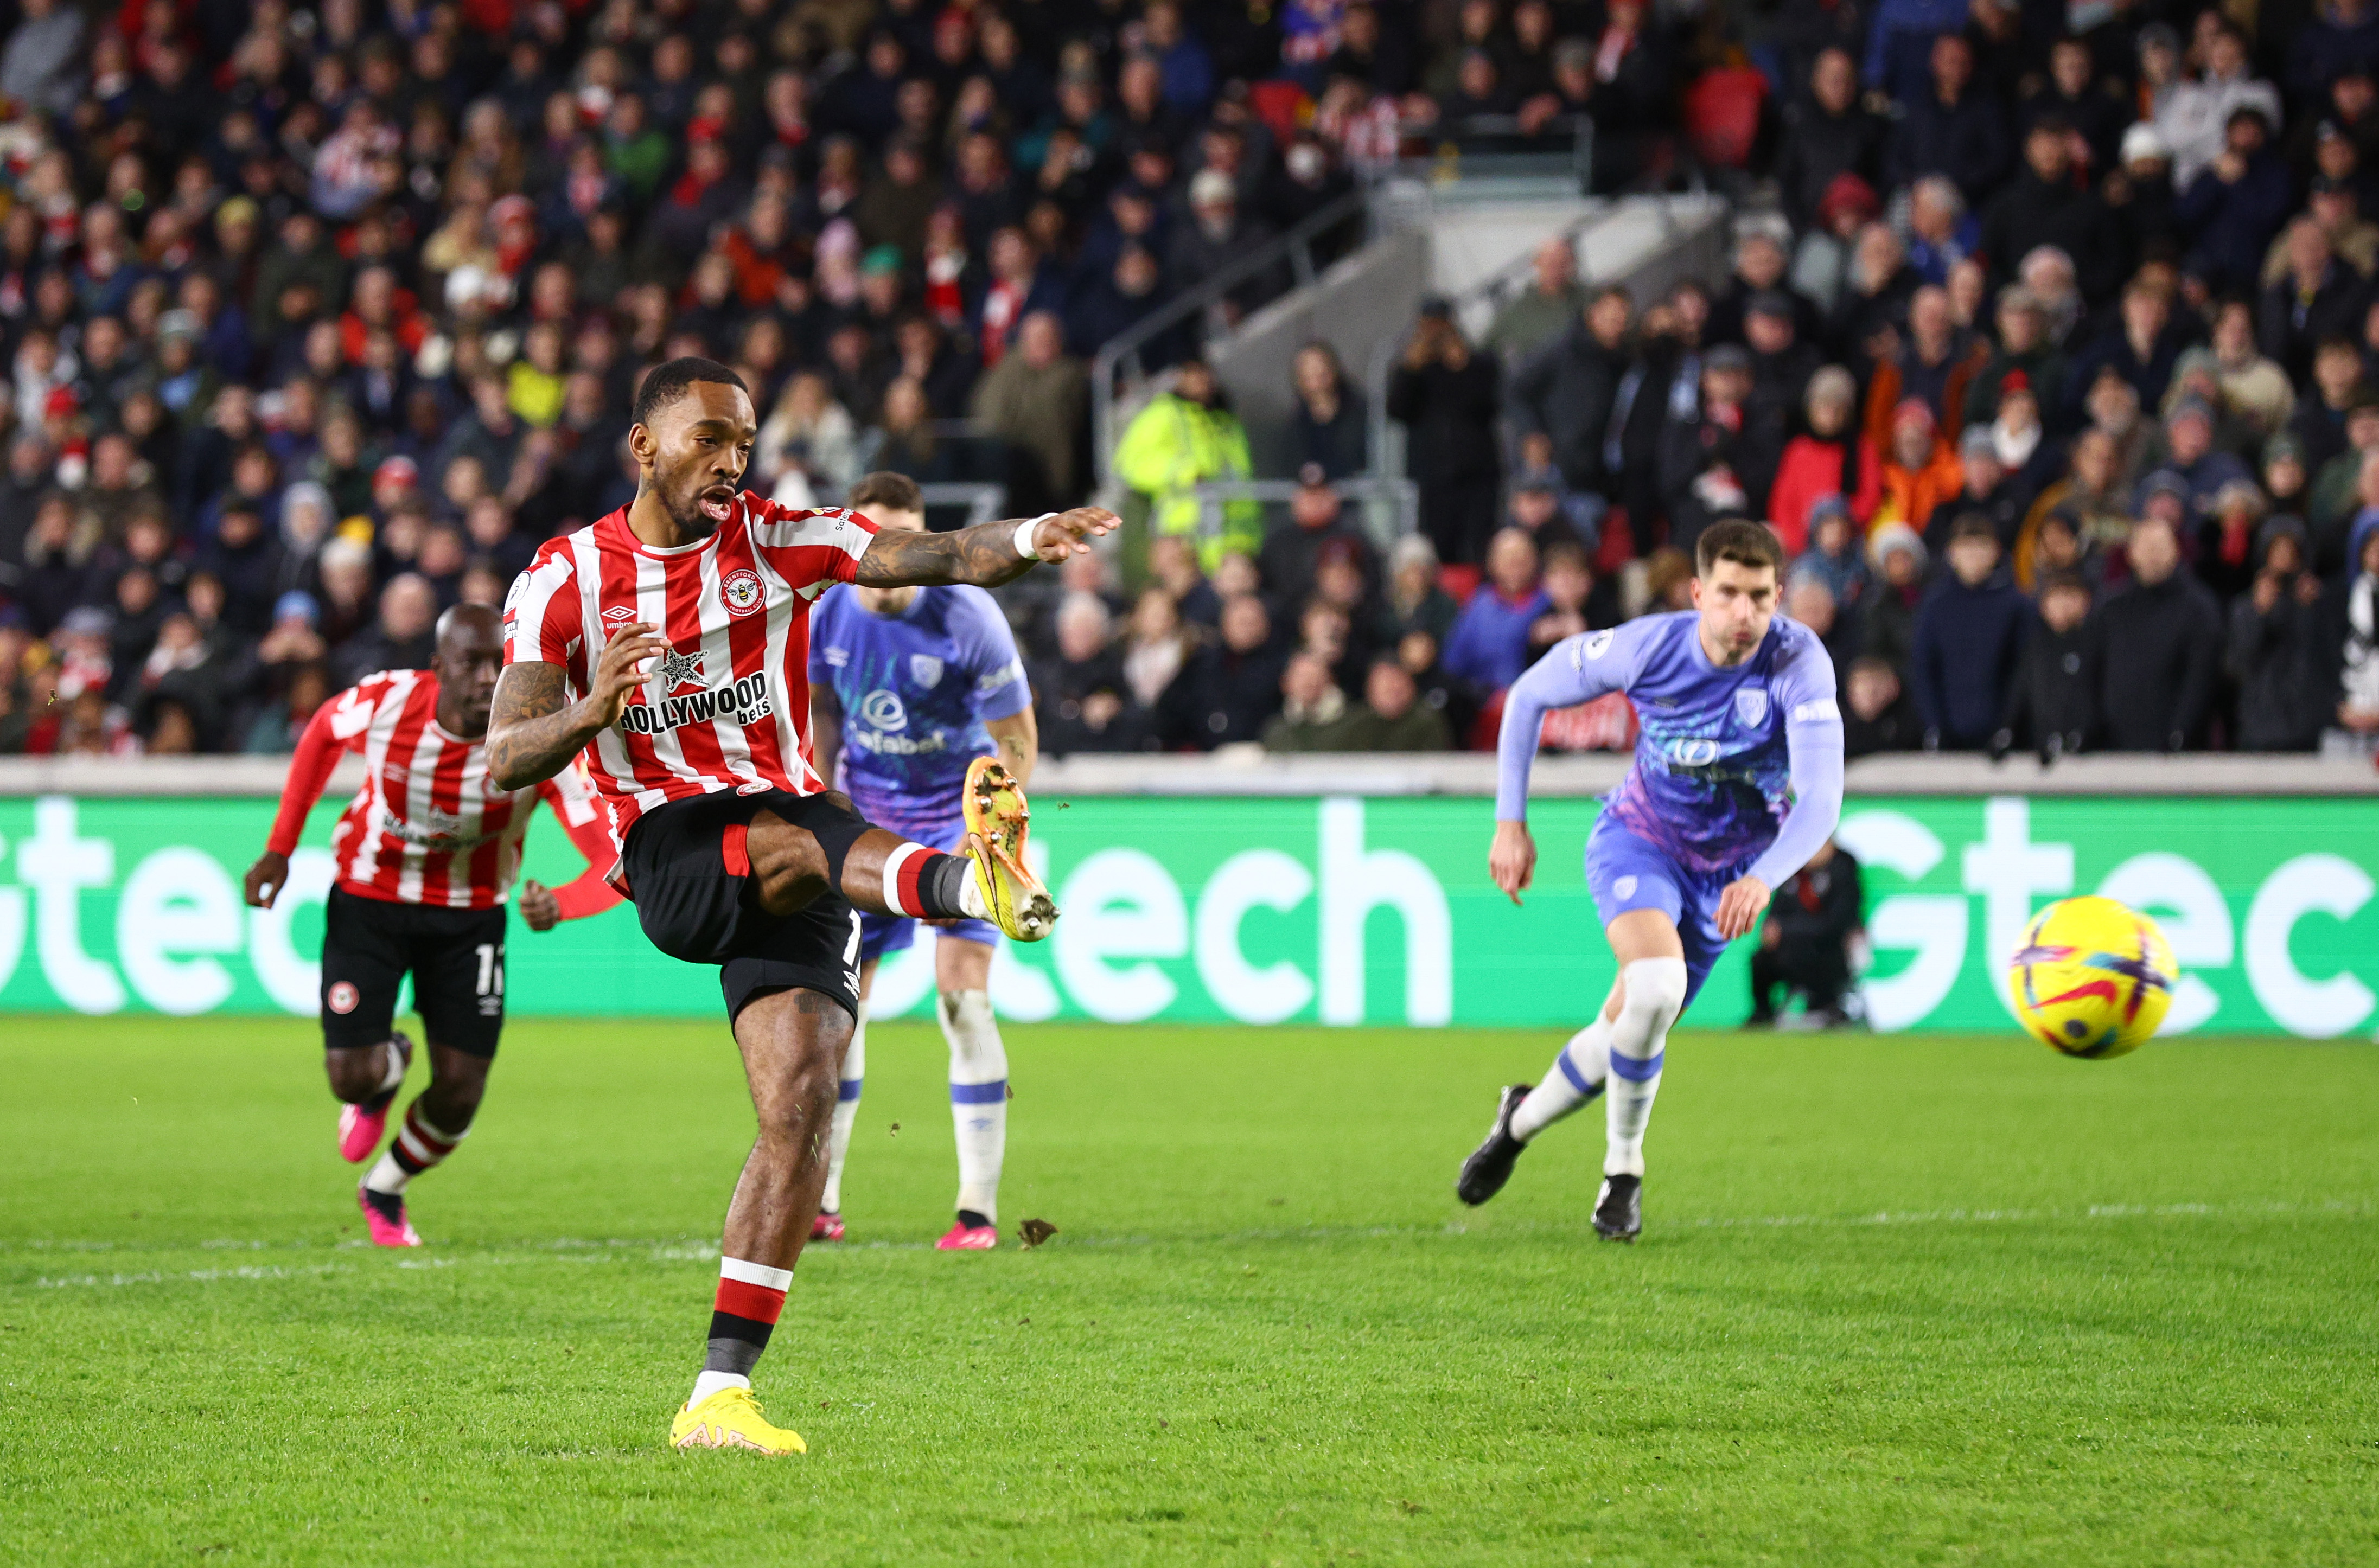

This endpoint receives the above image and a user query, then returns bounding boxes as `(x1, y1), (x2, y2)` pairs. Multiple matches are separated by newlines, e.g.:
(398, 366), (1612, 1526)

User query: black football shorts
(619, 789), (864, 1023)
(320, 887), (509, 1058)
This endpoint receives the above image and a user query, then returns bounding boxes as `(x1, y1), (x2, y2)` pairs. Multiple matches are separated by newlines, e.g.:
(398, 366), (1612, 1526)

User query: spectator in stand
(1484, 236), (1589, 361)
(1169, 170), (1290, 329)
(2015, 427), (2133, 588)
(1386, 534), (1460, 645)
(1861, 523), (1930, 675)
(1981, 117), (2124, 303)
(1386, 298), (1502, 566)
(1261, 652), (1363, 752)
(1911, 514), (2031, 749)
(1864, 285), (1986, 455)
(2178, 106), (2294, 296)
(2091, 516), (2223, 750)
(1114, 359), (1259, 566)
(1160, 591), (1287, 750)
(333, 572), (437, 687)
(1289, 342), (1369, 479)
(1776, 49), (1887, 233)
(1994, 571), (2097, 762)
(1905, 176), (1979, 290)
(1886, 34), (2010, 207)
(1121, 588), (1196, 717)
(2260, 220), (2369, 385)
(1510, 285), (1636, 497)
(2068, 277), (2186, 424)
(1258, 466), (1377, 611)
(1501, 460), (1593, 564)
(2321, 523), (2379, 754)
(1770, 366), (1880, 552)
(1657, 344), (1781, 562)
(2228, 522), (2332, 750)
(1150, 534), (1223, 628)
(1525, 543), (1608, 662)
(2159, 396), (2256, 524)
(1873, 400), (1965, 538)
(969, 312), (1089, 510)
(1342, 656), (1452, 751)
(1035, 593), (1146, 757)
(1842, 653), (1923, 756)
(1441, 528), (1546, 696)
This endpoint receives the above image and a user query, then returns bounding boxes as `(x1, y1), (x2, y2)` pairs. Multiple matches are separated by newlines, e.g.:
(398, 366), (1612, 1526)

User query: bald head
(433, 599), (507, 739)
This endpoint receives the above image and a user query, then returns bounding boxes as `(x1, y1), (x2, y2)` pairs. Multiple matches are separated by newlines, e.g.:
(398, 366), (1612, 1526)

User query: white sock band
(1605, 957), (1687, 1178)
(879, 843), (927, 916)
(719, 1255), (794, 1291)
(941, 987), (1007, 1223)
(377, 1041), (407, 1093)
(690, 1369), (750, 1404)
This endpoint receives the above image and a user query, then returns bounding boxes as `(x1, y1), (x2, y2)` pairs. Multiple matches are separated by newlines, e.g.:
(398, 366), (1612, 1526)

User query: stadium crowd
(0, 0), (2374, 763)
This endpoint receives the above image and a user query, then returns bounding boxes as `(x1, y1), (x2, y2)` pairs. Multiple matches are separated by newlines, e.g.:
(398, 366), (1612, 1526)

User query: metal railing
(1091, 188), (1372, 487)
(1186, 476), (1421, 552)
(1379, 113), (1594, 194)
(914, 482), (1007, 529)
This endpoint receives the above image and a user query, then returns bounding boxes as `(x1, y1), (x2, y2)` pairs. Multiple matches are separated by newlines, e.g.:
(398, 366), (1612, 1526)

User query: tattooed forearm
(487, 662), (597, 790)
(854, 519), (1036, 589)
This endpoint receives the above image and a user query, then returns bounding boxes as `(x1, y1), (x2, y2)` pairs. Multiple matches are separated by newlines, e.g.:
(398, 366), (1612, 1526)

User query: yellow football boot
(670, 1387), (808, 1455)
(961, 757), (1056, 941)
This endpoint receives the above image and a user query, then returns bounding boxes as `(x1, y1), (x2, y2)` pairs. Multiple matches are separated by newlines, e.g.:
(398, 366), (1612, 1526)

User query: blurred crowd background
(0, 0), (2375, 763)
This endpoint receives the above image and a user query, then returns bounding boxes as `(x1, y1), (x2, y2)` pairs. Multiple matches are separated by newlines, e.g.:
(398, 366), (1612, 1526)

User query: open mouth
(698, 486), (736, 523)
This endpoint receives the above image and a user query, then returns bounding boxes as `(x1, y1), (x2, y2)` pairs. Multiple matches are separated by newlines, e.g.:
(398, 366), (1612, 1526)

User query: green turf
(2, 1016), (2376, 1566)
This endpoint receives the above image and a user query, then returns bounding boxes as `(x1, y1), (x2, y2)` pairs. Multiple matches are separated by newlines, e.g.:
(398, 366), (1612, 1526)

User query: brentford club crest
(720, 568), (763, 618)
(327, 981), (359, 1015)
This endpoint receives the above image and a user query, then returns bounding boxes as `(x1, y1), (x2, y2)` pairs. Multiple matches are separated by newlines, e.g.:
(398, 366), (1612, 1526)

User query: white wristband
(1014, 514), (1056, 560)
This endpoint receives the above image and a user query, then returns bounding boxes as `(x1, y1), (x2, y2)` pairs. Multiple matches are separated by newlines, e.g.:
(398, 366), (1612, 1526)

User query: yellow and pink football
(2006, 896), (2177, 1059)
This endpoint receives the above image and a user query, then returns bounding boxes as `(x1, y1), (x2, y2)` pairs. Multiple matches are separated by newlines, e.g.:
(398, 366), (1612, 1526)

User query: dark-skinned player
(488, 357), (1111, 1456)
(243, 603), (622, 1246)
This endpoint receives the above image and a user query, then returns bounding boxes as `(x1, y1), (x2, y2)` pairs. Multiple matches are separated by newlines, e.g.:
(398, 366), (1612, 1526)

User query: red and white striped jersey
(265, 668), (621, 914)
(501, 494), (878, 841)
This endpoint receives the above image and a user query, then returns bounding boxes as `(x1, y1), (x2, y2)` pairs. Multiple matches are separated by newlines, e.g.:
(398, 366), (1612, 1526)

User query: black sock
(957, 1209), (992, 1230)
(916, 853), (973, 920)
(359, 1187), (405, 1224)
(701, 1333), (766, 1378)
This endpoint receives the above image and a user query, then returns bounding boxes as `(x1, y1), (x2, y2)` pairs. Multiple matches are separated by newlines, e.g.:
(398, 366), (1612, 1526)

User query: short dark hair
(2037, 570), (2089, 599)
(847, 471), (923, 514)
(1949, 511), (2000, 545)
(632, 356), (748, 427)
(1694, 519), (1784, 577)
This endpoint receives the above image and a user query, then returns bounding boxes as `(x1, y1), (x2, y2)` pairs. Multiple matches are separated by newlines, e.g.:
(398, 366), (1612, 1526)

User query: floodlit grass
(2, 1015), (2376, 1565)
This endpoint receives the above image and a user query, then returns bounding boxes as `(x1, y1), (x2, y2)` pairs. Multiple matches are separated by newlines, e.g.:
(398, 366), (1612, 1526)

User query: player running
(241, 603), (622, 1248)
(485, 357), (1108, 1457)
(1456, 521), (1845, 1241)
(806, 472), (1038, 1252)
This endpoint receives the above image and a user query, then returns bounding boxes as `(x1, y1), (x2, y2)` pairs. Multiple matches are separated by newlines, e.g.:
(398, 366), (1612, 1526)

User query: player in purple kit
(1456, 521), (1845, 1240)
(806, 473), (1038, 1251)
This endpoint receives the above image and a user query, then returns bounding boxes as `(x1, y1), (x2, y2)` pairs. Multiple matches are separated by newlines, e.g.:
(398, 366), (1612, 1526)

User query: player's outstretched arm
(245, 684), (365, 907)
(1489, 629), (1632, 904)
(487, 622), (667, 790)
(854, 507), (1118, 590)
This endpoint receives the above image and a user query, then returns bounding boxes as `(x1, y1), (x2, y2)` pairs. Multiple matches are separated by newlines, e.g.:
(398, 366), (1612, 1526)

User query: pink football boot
(935, 1220), (998, 1251)
(811, 1211), (845, 1241)
(356, 1184), (421, 1248)
(337, 1033), (413, 1162)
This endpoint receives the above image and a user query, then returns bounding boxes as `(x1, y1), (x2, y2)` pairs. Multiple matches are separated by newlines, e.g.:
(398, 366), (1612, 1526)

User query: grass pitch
(2, 1016), (2375, 1566)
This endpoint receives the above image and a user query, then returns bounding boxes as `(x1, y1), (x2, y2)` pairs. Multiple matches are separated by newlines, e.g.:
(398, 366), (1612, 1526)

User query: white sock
(689, 1369), (749, 1405)
(940, 988), (1006, 1223)
(1604, 957), (1686, 1177)
(363, 1148), (411, 1195)
(1510, 1017), (1611, 1142)
(822, 1003), (866, 1214)
(957, 862), (992, 921)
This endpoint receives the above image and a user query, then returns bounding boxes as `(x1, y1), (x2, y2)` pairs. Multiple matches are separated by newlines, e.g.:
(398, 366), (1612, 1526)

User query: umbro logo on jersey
(659, 647), (707, 691)
(602, 605), (637, 623)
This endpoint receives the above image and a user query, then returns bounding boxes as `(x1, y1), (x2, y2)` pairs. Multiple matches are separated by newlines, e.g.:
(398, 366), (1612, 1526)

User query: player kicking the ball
(806, 472), (1038, 1252)
(486, 358), (1106, 1457)
(241, 604), (622, 1247)
(1456, 521), (1844, 1240)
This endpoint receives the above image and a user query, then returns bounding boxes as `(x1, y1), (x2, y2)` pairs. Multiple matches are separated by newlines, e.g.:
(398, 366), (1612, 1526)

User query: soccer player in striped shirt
(484, 358), (1111, 1456)
(1456, 522), (1845, 1241)
(241, 603), (623, 1248)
